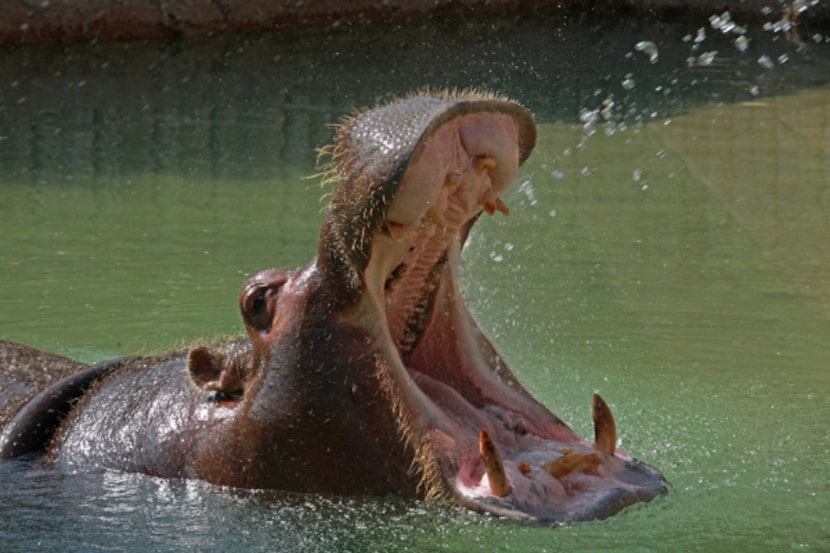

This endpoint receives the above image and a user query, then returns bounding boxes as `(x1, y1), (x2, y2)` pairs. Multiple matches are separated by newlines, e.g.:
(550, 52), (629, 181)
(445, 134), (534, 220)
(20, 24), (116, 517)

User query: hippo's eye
(239, 268), (290, 334)
(252, 295), (266, 315)
(242, 287), (273, 332)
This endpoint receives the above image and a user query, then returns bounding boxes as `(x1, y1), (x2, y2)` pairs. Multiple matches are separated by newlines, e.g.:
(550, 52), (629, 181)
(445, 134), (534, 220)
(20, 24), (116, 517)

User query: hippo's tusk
(480, 429), (511, 497)
(593, 393), (617, 456)
(426, 208), (447, 230)
(542, 451), (584, 479)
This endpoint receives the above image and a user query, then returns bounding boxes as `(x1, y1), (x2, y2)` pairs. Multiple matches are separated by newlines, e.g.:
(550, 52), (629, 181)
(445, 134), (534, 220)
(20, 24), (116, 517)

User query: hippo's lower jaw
(346, 101), (667, 521)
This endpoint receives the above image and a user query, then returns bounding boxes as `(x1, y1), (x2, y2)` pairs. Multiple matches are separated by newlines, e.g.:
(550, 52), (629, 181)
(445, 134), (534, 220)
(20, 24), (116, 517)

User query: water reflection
(3, 12), (829, 189)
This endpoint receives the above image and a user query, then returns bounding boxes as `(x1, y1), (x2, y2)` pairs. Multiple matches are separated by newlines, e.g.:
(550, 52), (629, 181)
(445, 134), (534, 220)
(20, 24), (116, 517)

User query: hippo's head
(213, 91), (666, 522)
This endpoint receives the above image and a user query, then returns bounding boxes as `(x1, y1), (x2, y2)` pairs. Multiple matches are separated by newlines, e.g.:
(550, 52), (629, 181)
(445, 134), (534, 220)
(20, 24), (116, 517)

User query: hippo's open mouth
(336, 94), (667, 521)
(0, 93), (664, 525)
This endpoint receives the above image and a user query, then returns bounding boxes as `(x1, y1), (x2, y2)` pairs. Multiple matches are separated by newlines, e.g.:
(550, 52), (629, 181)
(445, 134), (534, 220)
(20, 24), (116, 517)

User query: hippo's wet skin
(0, 91), (667, 522)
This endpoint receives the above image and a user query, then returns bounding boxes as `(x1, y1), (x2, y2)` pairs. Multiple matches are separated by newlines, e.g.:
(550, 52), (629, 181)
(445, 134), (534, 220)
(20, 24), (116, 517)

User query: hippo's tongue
(354, 103), (666, 521)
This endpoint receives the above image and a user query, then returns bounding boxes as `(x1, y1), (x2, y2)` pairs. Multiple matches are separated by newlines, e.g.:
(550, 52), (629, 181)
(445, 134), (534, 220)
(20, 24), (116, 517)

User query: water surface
(1, 10), (828, 552)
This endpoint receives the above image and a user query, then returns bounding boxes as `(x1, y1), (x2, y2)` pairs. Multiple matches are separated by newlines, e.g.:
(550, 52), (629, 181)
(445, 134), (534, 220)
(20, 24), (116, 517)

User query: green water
(1, 9), (829, 552)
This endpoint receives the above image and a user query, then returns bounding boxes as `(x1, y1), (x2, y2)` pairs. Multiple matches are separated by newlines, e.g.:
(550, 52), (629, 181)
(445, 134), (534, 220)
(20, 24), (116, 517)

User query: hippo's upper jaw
(309, 92), (668, 521)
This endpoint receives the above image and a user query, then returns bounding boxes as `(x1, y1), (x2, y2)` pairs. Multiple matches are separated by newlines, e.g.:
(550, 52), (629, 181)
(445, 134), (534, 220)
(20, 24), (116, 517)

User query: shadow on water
(0, 7), (829, 553)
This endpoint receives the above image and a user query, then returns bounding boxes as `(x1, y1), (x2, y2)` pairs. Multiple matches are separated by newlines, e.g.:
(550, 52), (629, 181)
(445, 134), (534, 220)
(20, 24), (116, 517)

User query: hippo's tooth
(593, 393), (617, 456)
(542, 451), (584, 479)
(479, 429), (511, 497)
(383, 221), (408, 241)
(482, 189), (510, 217)
(579, 452), (603, 473)
(495, 197), (510, 216)
(476, 156), (497, 171)
(445, 173), (462, 187)
(426, 208), (447, 230)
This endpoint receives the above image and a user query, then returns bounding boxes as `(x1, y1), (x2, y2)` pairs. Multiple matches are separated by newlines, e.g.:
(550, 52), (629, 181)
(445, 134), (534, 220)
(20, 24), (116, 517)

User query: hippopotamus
(0, 91), (667, 522)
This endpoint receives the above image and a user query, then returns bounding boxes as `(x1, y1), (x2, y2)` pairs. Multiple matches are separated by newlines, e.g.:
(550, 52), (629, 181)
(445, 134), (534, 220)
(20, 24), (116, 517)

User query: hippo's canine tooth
(593, 393), (617, 456)
(542, 451), (584, 479)
(479, 429), (510, 497)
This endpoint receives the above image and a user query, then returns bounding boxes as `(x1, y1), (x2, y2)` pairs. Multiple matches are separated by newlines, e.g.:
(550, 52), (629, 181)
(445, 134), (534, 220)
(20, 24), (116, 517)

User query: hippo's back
(0, 340), (85, 429)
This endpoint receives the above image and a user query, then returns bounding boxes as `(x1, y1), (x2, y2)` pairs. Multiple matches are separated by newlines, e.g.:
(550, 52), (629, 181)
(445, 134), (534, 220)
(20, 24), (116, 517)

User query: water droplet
(750, 85), (760, 96)
(622, 76), (636, 90)
(734, 35), (750, 52)
(696, 51), (718, 66)
(580, 167), (591, 177)
(600, 101), (614, 120)
(757, 54), (775, 69)
(552, 170), (565, 180)
(694, 27), (706, 43)
(632, 169), (642, 181)
(709, 11), (736, 33)
(634, 40), (659, 63)
(777, 53), (789, 64)
(579, 108), (599, 124)
(548, 209), (558, 217)
(656, 150), (666, 159)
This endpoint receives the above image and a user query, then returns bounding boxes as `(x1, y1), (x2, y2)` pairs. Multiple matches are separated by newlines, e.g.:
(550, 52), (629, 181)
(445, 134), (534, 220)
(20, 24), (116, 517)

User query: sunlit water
(1, 10), (829, 552)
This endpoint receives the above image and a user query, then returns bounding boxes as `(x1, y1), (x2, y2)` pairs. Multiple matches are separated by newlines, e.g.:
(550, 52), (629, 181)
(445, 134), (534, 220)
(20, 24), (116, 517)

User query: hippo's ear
(187, 346), (222, 388)
(187, 346), (244, 399)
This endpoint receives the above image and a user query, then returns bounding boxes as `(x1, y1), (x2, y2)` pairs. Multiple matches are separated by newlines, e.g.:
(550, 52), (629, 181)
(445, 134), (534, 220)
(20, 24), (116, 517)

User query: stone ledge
(1, 0), (828, 46)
